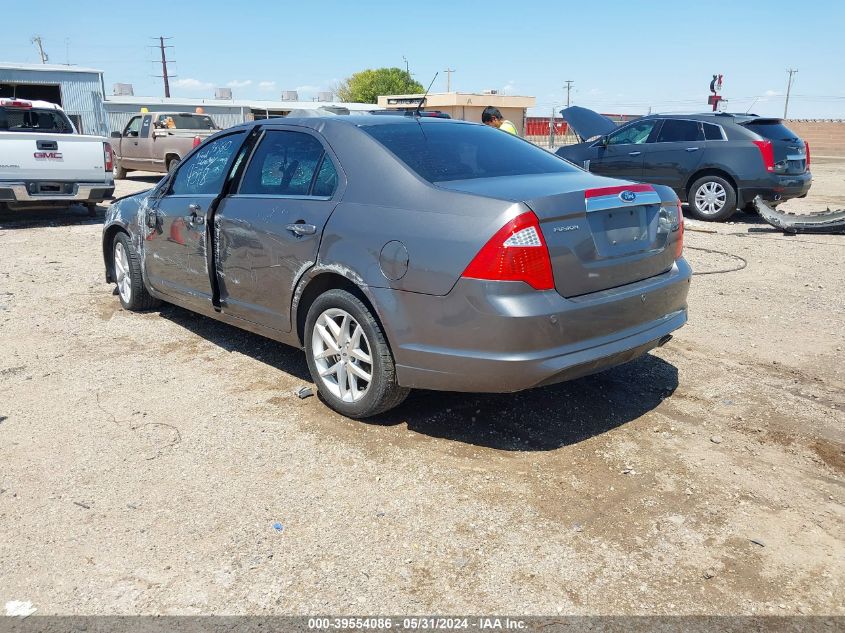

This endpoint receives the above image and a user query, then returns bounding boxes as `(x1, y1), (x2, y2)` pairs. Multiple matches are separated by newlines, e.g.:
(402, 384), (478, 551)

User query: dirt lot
(0, 160), (842, 616)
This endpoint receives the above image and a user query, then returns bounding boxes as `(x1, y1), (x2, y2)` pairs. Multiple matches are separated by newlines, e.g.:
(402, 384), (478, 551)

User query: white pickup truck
(0, 98), (114, 214)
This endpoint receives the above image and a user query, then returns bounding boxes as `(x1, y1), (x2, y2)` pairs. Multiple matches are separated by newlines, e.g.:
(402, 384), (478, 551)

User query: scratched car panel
(103, 116), (690, 418)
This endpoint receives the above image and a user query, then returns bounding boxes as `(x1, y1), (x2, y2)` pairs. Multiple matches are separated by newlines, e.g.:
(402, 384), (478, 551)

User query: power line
(150, 36), (175, 98)
(31, 35), (48, 63)
(784, 68), (798, 118)
(444, 68), (455, 93)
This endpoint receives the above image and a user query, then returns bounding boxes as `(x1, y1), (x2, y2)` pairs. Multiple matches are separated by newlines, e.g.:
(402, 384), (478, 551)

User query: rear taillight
(462, 211), (554, 291)
(103, 142), (114, 172)
(805, 141), (811, 172)
(753, 140), (774, 172)
(192, 135), (202, 148)
(675, 201), (684, 260)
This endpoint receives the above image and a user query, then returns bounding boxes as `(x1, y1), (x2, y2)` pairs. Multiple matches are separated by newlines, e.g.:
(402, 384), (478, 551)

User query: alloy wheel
(114, 241), (132, 303)
(311, 308), (373, 403)
(694, 181), (727, 216)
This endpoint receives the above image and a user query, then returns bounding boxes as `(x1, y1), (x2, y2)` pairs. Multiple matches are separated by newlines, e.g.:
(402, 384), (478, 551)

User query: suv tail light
(103, 142), (114, 172)
(752, 139), (774, 172)
(192, 135), (202, 148)
(462, 211), (554, 290)
(805, 141), (811, 172)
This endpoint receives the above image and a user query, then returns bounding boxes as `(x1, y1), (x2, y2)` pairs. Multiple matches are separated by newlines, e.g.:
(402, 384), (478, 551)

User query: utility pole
(549, 105), (556, 148)
(402, 56), (410, 75)
(31, 36), (48, 63)
(784, 68), (798, 119)
(153, 36), (175, 98)
(564, 80), (574, 108)
(444, 68), (455, 93)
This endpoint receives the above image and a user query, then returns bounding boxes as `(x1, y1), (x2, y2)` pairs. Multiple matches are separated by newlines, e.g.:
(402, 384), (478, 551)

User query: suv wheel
(304, 289), (409, 418)
(688, 175), (737, 221)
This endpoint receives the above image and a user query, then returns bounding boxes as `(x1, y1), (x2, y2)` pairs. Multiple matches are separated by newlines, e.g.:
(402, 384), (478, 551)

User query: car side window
(607, 120), (657, 145)
(169, 133), (245, 196)
(312, 156), (339, 197)
(239, 131), (327, 196)
(656, 119), (703, 143)
(703, 123), (724, 140)
(124, 116), (141, 137)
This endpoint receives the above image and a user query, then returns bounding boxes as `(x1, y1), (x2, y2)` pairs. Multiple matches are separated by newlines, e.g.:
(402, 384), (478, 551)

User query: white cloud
(501, 80), (516, 94)
(172, 78), (213, 91)
(295, 84), (323, 94)
(227, 79), (252, 88)
(765, 89), (781, 97)
(258, 80), (276, 92)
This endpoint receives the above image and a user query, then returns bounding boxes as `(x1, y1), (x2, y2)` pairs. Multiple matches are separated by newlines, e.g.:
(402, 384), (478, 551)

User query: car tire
(112, 232), (160, 311)
(687, 175), (737, 221)
(114, 160), (127, 180)
(167, 157), (181, 174)
(304, 289), (409, 418)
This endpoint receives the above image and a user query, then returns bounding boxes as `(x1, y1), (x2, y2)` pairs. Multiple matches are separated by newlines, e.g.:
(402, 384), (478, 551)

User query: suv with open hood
(556, 107), (812, 221)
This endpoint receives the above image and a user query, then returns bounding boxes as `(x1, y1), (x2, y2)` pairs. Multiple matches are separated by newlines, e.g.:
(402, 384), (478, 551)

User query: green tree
(336, 67), (424, 104)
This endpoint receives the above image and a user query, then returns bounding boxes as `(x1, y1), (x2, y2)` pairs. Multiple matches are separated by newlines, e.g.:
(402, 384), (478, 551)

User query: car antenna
(414, 72), (438, 118)
(745, 97), (759, 114)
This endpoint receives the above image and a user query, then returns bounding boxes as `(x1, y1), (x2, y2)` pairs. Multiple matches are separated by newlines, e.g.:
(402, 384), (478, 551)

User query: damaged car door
(214, 129), (341, 332)
(143, 131), (246, 307)
(589, 119), (658, 180)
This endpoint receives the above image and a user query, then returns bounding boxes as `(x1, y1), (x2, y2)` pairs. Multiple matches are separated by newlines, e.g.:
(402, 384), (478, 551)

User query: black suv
(556, 107), (812, 221)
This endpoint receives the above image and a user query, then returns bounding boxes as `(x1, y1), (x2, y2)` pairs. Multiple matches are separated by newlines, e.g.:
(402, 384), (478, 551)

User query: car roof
(644, 112), (775, 124)
(228, 115), (472, 133)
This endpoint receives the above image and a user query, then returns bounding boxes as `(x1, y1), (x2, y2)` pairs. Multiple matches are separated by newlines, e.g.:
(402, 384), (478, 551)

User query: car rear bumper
(374, 258), (692, 393)
(738, 171), (812, 205)
(0, 182), (115, 204)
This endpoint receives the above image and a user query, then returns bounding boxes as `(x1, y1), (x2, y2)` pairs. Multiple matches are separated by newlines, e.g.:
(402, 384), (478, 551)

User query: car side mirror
(110, 131), (121, 139)
(600, 135), (609, 146)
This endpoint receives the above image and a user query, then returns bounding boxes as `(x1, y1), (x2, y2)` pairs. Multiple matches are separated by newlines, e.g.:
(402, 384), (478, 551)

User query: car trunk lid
(440, 173), (681, 298)
(742, 118), (808, 175)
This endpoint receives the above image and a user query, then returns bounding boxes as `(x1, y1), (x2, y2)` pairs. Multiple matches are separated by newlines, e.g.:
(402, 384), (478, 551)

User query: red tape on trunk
(584, 184), (655, 199)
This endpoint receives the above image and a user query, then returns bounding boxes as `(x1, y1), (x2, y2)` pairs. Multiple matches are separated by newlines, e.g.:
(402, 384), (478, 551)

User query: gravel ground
(0, 161), (842, 616)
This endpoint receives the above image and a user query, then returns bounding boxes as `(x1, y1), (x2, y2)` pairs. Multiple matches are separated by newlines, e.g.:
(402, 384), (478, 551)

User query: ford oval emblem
(619, 190), (637, 202)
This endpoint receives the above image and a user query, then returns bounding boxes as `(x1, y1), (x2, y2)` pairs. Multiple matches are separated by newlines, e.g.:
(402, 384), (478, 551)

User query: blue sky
(2, 0), (843, 118)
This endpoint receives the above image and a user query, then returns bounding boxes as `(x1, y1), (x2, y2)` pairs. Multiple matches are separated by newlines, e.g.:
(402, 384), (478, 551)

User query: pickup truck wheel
(688, 176), (737, 222)
(305, 289), (409, 419)
(167, 157), (181, 174)
(112, 232), (160, 311)
(114, 160), (127, 180)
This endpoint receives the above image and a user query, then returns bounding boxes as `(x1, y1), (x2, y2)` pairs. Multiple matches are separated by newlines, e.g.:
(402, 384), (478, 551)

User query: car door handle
(628, 151), (642, 156)
(285, 222), (316, 236)
(185, 204), (204, 224)
(686, 147), (700, 152)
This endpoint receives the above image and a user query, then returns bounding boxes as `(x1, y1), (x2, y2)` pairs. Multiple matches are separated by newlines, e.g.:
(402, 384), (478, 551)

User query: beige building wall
(378, 93), (536, 136)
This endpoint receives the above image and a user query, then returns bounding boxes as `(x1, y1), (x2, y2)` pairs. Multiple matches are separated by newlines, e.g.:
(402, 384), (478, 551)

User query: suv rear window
(0, 107), (74, 133)
(154, 113), (217, 130)
(744, 120), (799, 141)
(361, 122), (577, 182)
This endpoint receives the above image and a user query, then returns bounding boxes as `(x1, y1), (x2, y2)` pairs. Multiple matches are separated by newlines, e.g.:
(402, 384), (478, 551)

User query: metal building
(0, 62), (108, 136)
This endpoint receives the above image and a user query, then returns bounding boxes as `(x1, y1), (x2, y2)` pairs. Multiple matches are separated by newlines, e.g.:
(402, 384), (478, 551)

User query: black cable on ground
(684, 246), (748, 276)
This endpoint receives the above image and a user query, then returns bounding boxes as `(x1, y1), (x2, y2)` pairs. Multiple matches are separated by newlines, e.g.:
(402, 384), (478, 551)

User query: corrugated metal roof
(103, 95), (379, 111)
(0, 61), (103, 74)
